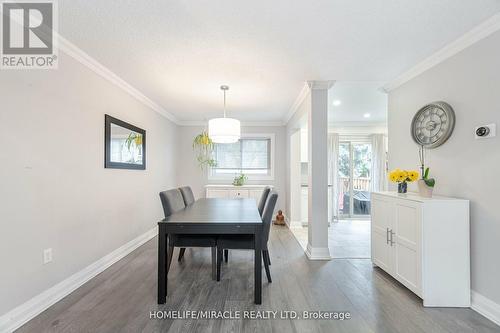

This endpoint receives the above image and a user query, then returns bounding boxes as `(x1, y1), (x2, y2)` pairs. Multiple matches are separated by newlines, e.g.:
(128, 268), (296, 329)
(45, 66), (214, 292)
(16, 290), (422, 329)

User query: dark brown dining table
(157, 198), (263, 304)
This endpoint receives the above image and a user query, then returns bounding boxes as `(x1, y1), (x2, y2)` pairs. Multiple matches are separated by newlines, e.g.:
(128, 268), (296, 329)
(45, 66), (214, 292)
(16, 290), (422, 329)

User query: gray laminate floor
(290, 220), (371, 258)
(17, 225), (498, 333)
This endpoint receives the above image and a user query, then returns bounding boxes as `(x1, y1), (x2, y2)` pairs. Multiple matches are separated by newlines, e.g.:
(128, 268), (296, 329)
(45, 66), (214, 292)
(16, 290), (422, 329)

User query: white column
(306, 80), (334, 260)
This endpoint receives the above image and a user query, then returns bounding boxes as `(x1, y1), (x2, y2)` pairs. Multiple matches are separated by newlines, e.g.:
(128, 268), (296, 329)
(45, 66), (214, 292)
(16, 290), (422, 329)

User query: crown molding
(307, 80), (335, 90)
(382, 13), (500, 93)
(177, 120), (285, 127)
(57, 34), (180, 124)
(283, 82), (310, 125)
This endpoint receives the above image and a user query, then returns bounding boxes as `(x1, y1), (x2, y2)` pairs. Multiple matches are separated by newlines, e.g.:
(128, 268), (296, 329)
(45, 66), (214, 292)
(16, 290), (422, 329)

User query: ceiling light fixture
(363, 113), (371, 118)
(333, 100), (341, 106)
(208, 85), (241, 143)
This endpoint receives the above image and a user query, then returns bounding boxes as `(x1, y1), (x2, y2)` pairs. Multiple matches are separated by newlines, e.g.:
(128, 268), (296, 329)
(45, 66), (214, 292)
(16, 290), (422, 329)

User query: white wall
(176, 125), (287, 213)
(0, 53), (177, 315)
(388, 30), (500, 305)
(285, 92), (310, 218)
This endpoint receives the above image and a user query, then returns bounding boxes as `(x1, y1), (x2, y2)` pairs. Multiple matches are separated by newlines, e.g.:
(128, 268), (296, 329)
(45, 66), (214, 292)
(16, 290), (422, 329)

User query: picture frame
(104, 114), (146, 170)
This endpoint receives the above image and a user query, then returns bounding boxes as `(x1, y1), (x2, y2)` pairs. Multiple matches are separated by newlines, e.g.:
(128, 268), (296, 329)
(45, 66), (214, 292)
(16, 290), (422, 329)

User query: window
(210, 135), (274, 179)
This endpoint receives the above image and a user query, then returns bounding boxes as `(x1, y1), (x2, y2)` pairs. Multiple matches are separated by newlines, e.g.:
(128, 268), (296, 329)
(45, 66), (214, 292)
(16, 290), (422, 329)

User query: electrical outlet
(43, 248), (53, 264)
(475, 123), (496, 139)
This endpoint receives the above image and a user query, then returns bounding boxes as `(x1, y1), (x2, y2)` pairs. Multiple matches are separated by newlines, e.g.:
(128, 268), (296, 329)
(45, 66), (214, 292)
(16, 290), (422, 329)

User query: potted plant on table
(232, 173), (248, 186)
(417, 145), (436, 198)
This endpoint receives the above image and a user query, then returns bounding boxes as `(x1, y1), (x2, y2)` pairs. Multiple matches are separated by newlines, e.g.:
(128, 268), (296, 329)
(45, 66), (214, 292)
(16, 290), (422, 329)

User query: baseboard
(305, 243), (331, 260)
(471, 291), (500, 327)
(0, 227), (158, 333)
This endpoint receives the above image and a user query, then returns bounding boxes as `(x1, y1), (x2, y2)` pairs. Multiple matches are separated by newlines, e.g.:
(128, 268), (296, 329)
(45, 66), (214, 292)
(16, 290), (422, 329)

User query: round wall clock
(411, 101), (455, 148)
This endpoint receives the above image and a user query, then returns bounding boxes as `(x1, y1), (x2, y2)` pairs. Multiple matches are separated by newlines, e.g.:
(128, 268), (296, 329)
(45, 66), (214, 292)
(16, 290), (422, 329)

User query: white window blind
(213, 138), (271, 175)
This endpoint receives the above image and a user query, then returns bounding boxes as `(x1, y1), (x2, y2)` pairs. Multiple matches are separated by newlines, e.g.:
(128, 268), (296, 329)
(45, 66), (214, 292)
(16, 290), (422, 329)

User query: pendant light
(208, 85), (241, 143)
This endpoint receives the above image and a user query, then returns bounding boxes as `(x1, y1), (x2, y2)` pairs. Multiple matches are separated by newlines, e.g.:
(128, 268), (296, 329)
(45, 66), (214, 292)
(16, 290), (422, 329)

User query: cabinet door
(393, 200), (422, 296)
(229, 189), (249, 198)
(206, 189), (228, 199)
(371, 195), (393, 273)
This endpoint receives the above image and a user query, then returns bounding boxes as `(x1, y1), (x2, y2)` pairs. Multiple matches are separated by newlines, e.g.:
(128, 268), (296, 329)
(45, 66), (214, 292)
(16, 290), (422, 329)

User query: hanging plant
(193, 131), (217, 170)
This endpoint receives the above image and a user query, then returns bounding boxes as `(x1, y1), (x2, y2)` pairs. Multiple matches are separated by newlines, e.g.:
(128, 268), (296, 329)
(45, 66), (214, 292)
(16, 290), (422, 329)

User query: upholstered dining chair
(177, 186), (196, 260)
(223, 186), (272, 264)
(159, 189), (217, 275)
(216, 191), (278, 283)
(179, 186), (195, 206)
(257, 186), (272, 217)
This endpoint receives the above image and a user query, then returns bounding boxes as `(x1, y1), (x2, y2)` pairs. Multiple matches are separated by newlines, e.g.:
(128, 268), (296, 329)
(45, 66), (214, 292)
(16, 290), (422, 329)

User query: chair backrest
(179, 186), (195, 206)
(261, 191), (278, 247)
(257, 186), (272, 217)
(159, 189), (186, 218)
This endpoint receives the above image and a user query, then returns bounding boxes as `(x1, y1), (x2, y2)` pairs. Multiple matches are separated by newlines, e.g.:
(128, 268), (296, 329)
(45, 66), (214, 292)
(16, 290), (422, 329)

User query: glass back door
(338, 141), (372, 217)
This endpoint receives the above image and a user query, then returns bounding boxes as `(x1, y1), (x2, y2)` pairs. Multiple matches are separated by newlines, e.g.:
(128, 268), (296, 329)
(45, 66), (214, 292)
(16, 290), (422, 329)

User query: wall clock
(411, 101), (455, 148)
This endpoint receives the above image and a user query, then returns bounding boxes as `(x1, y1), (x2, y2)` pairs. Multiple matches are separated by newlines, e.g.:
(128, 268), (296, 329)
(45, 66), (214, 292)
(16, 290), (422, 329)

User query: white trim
(307, 80), (335, 90)
(57, 35), (179, 124)
(471, 291), (500, 327)
(0, 227), (158, 333)
(208, 133), (276, 181)
(382, 13), (500, 92)
(283, 82), (310, 124)
(305, 243), (332, 260)
(177, 120), (285, 127)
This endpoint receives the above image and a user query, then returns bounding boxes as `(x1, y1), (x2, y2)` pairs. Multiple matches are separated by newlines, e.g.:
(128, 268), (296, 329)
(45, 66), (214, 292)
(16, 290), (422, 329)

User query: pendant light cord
(223, 89), (227, 118)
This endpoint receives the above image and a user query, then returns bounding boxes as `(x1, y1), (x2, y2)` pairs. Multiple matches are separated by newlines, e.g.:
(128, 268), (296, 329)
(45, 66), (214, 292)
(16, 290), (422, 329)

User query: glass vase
(398, 181), (408, 194)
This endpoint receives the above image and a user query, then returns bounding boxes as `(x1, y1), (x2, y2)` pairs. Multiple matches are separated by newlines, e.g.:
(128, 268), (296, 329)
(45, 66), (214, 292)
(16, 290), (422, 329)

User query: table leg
(254, 225), (262, 304)
(157, 224), (167, 304)
(211, 246), (217, 280)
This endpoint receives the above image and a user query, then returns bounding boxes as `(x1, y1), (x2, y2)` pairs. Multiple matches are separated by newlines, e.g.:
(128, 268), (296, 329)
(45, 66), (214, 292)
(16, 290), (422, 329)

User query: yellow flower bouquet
(388, 169), (419, 193)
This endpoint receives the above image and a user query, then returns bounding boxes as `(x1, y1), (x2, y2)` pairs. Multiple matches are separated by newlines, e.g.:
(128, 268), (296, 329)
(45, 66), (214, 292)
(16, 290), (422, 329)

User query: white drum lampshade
(208, 117), (240, 143)
(208, 85), (240, 143)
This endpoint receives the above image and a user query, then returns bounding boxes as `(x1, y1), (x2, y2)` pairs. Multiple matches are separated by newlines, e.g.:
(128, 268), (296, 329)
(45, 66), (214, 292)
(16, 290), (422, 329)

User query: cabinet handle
(386, 228), (390, 244)
(390, 229), (396, 246)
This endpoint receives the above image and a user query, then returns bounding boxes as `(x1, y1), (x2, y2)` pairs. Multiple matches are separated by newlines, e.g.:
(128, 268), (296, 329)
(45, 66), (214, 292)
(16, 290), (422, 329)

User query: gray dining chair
(223, 186), (272, 264)
(159, 189), (217, 274)
(216, 191), (278, 283)
(178, 186), (195, 260)
(179, 186), (195, 206)
(257, 186), (272, 217)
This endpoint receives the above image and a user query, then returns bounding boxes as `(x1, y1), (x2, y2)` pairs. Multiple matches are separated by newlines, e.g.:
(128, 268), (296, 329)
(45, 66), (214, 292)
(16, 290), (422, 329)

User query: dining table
(157, 198), (263, 304)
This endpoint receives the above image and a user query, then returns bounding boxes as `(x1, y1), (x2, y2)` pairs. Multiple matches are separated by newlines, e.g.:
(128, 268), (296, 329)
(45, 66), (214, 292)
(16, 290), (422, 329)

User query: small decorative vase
(398, 182), (408, 194)
(418, 179), (433, 198)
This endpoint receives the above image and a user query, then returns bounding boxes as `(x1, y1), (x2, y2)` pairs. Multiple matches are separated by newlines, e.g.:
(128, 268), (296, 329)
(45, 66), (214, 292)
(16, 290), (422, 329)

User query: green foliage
(424, 178), (435, 187)
(232, 174), (248, 186)
(338, 143), (372, 178)
(125, 132), (142, 152)
(422, 167), (435, 187)
(193, 131), (217, 170)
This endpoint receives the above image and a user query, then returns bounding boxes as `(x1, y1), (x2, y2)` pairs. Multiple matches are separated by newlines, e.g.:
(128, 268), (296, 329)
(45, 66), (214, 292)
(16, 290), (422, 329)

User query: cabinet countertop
(372, 191), (469, 203)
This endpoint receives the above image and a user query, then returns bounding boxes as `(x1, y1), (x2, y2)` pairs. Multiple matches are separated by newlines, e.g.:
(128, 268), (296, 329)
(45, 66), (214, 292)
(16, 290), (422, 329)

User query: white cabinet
(371, 191), (470, 307)
(229, 189), (249, 198)
(205, 185), (272, 204)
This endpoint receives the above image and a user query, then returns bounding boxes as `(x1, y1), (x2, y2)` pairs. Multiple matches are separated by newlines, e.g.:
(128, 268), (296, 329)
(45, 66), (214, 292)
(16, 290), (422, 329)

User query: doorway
(338, 140), (372, 218)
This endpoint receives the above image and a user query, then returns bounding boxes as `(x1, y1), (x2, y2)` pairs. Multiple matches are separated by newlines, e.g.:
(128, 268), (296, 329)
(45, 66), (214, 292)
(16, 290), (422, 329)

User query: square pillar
(306, 80), (334, 260)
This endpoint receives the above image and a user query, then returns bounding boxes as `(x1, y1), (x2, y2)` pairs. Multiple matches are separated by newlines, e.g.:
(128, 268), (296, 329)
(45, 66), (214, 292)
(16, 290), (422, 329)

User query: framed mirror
(105, 115), (146, 170)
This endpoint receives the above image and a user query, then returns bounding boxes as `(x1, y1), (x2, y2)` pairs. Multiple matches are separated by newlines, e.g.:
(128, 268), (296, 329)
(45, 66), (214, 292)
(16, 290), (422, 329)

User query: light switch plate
(43, 248), (53, 264)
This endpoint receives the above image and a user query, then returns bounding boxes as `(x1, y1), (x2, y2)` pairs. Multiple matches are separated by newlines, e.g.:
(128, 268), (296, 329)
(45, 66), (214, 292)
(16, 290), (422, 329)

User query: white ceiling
(329, 82), (387, 124)
(59, 1), (500, 122)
